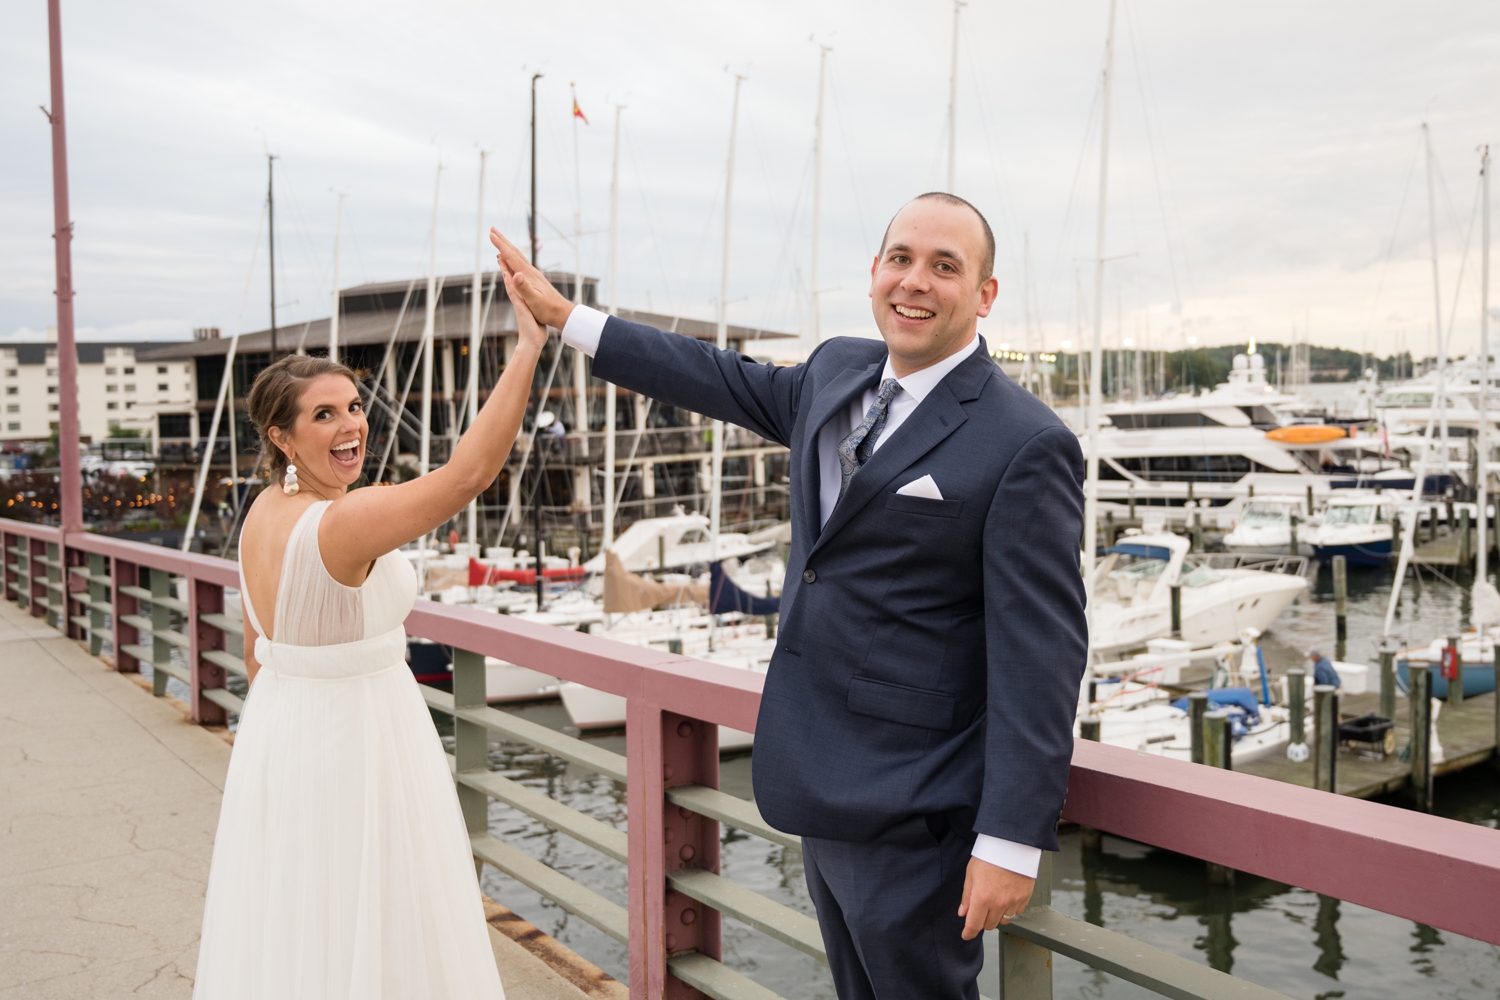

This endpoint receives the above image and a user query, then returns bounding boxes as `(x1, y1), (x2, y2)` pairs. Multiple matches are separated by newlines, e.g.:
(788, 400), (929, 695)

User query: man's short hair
(879, 192), (996, 283)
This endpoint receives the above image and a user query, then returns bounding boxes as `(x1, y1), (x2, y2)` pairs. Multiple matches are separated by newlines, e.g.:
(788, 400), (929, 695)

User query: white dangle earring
(282, 463), (300, 496)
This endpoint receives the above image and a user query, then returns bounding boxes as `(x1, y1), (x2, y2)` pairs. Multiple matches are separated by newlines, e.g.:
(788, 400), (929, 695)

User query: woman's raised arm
(318, 270), (548, 583)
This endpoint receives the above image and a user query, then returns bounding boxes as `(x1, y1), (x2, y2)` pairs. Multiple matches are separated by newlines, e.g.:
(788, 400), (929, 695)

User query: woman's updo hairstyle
(246, 354), (361, 479)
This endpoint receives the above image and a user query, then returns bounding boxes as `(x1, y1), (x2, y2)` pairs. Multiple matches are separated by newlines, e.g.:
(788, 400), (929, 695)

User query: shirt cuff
(971, 834), (1041, 879)
(560, 304), (608, 357)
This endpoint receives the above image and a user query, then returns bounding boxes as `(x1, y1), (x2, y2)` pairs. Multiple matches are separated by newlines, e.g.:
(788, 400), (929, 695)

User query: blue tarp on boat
(1170, 687), (1262, 738)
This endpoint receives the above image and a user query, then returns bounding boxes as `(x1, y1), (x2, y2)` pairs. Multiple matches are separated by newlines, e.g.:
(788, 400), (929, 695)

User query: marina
(7, 0), (1500, 997)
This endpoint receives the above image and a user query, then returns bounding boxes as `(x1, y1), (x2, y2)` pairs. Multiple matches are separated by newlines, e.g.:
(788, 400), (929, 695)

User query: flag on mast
(572, 98), (589, 124)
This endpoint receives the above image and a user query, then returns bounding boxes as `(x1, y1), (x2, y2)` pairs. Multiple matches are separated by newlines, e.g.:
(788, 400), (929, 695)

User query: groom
(493, 192), (1087, 999)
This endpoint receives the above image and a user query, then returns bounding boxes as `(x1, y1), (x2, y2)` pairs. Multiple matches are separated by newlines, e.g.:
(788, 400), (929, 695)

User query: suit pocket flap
(846, 675), (955, 730)
(885, 493), (963, 518)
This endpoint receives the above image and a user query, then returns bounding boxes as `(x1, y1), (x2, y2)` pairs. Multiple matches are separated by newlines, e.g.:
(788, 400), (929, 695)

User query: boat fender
(1286, 741), (1310, 762)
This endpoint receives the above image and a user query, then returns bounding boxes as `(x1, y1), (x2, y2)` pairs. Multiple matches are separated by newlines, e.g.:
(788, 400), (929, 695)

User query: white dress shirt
(561, 305), (1040, 879)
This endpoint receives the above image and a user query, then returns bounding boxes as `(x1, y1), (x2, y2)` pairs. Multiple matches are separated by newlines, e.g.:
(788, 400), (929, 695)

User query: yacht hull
(1312, 540), (1392, 566)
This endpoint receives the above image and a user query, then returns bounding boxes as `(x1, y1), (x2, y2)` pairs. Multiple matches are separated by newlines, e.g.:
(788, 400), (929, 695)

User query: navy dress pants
(802, 811), (984, 1000)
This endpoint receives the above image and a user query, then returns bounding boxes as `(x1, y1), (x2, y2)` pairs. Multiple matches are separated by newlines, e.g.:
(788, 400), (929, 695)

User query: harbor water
(443, 558), (1500, 999)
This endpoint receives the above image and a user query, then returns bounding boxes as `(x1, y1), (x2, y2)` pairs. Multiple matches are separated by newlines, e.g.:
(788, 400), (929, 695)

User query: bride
(193, 271), (547, 998)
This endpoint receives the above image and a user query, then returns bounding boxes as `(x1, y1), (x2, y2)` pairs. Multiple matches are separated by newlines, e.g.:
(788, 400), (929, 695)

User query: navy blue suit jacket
(591, 319), (1087, 851)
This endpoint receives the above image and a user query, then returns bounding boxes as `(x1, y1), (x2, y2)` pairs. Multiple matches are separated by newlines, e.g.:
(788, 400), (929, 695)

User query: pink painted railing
(5, 518), (1500, 1000)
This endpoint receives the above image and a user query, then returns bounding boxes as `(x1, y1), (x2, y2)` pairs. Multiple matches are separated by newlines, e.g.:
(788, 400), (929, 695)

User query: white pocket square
(896, 474), (944, 500)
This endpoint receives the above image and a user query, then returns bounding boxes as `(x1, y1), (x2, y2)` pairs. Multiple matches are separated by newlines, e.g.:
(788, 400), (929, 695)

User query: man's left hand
(958, 857), (1035, 940)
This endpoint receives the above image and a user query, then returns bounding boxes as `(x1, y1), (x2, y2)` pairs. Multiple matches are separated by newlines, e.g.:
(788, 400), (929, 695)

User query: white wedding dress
(194, 500), (505, 999)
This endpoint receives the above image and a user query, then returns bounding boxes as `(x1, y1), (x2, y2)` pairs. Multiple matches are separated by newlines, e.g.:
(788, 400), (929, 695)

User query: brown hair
(879, 192), (997, 283)
(246, 354), (361, 479)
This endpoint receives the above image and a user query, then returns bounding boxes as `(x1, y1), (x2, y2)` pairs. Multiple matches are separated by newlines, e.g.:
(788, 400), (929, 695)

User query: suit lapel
(808, 343), (994, 556)
(797, 362), (882, 543)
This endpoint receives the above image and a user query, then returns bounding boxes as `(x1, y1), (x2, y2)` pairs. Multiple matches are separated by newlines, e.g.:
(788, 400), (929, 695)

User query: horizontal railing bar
(420, 685), (628, 784)
(47, 581), (64, 592)
(665, 785), (799, 851)
(455, 766), (628, 864)
(666, 952), (785, 1000)
(118, 586), (188, 614)
(1005, 906), (1292, 1000)
(36, 557), (61, 569)
(470, 832), (629, 944)
(69, 614), (91, 631)
(67, 566), (111, 586)
(202, 688), (244, 713)
(202, 649), (247, 677)
(200, 613), (243, 636)
(666, 867), (825, 962)
(86, 599), (113, 615)
(118, 642), (155, 661)
(138, 657), (191, 685)
(117, 616), (191, 649)
(1065, 740), (1500, 944)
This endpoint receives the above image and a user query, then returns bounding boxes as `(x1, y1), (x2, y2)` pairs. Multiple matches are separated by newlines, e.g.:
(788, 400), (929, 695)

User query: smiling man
(492, 192), (1087, 1000)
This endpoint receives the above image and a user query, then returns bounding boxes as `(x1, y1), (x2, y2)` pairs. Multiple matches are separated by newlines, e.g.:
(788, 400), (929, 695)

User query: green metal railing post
(452, 646), (490, 878)
(1000, 853), (1053, 999)
(87, 552), (107, 656)
(149, 568), (171, 697)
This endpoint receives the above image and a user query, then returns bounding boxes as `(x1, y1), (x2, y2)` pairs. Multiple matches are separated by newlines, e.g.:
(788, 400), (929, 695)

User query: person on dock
(492, 192), (1088, 1000)
(1309, 648), (1342, 688)
(192, 268), (549, 998)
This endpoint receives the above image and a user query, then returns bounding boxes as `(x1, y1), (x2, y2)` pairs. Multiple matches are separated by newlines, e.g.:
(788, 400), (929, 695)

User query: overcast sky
(3, 1), (1497, 361)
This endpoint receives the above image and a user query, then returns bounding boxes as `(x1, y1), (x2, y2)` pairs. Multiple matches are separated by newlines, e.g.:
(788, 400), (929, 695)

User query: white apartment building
(0, 341), (195, 444)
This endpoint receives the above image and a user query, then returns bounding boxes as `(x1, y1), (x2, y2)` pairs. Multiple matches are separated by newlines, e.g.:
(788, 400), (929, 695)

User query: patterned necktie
(837, 378), (901, 504)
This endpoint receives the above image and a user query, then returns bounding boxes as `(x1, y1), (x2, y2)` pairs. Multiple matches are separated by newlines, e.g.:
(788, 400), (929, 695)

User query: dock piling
(1307, 484), (1315, 517)
(1408, 664), (1433, 812)
(1203, 709), (1235, 885)
(1170, 584), (1183, 640)
(1448, 634), (1465, 706)
(1105, 510), (1116, 547)
(1286, 668), (1309, 761)
(1332, 556), (1348, 645)
(1290, 514), (1299, 557)
(1188, 691), (1208, 764)
(1379, 641), (1396, 733)
(1192, 511), (1203, 553)
(1313, 684), (1338, 793)
(1460, 507), (1472, 568)
(1128, 483), (1136, 520)
(764, 613), (778, 639)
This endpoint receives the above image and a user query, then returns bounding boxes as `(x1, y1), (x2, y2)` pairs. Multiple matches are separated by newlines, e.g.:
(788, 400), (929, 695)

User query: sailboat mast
(811, 43), (830, 344)
(604, 105), (623, 551)
(466, 151), (487, 549)
(1479, 145), (1492, 584)
(328, 193), (344, 365)
(711, 74), (745, 558)
(571, 84), (588, 457)
(419, 165), (441, 481)
(267, 154), (278, 358)
(1424, 124), (1450, 469)
(1084, 0), (1119, 679)
(946, 1), (964, 192)
(530, 73), (542, 267)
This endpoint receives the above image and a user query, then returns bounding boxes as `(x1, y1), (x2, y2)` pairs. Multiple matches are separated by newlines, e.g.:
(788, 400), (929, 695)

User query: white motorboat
(1089, 532), (1308, 660)
(581, 512), (774, 573)
(1306, 493), (1397, 567)
(1221, 494), (1310, 555)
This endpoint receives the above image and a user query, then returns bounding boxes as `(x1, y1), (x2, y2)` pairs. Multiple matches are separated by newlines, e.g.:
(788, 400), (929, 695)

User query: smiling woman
(193, 274), (547, 999)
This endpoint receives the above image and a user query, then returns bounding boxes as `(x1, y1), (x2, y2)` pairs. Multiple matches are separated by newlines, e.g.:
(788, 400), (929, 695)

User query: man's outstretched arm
(492, 228), (805, 445)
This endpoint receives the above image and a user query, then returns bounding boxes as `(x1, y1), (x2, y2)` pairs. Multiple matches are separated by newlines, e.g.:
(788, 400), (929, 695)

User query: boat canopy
(1103, 543), (1173, 561)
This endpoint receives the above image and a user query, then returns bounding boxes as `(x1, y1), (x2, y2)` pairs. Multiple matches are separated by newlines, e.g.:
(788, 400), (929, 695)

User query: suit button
(803, 569), (817, 584)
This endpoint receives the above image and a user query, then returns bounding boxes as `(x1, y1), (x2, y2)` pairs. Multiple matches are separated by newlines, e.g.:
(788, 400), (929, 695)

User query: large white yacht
(1086, 353), (1420, 509)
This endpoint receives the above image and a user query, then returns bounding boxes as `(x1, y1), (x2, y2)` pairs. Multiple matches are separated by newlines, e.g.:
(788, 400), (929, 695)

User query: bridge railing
(5, 516), (1500, 1000)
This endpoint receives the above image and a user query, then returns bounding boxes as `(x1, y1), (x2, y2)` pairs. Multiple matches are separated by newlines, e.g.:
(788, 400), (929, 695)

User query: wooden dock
(1237, 689), (1497, 798)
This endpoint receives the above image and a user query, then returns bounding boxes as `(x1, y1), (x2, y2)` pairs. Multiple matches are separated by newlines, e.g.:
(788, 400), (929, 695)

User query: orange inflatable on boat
(1265, 425), (1347, 444)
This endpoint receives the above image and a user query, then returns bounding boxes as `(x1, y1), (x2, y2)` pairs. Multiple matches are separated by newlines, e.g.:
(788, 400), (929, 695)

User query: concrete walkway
(0, 598), (623, 999)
